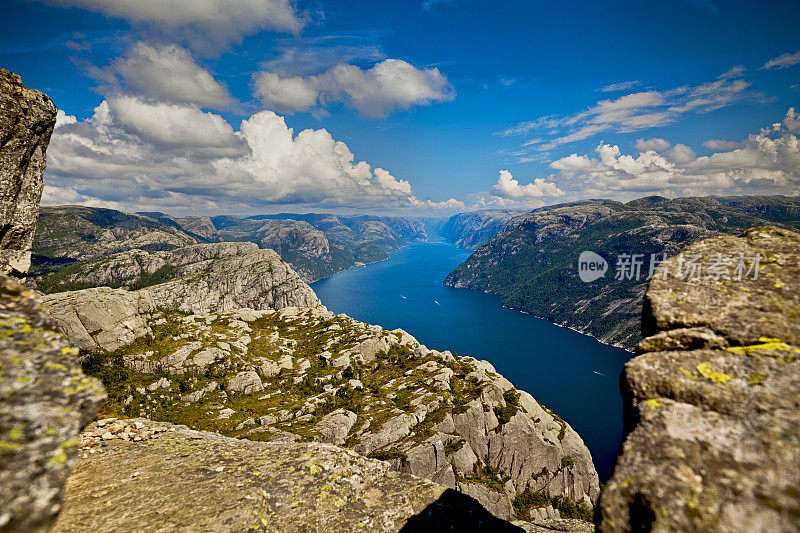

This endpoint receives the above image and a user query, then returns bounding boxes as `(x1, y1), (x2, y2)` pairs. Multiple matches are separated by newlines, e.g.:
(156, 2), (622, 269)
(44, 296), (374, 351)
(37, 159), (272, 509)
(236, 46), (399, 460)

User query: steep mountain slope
(214, 213), (429, 281)
(33, 206), (199, 271)
(441, 210), (525, 249)
(32, 207), (429, 287)
(444, 196), (800, 350)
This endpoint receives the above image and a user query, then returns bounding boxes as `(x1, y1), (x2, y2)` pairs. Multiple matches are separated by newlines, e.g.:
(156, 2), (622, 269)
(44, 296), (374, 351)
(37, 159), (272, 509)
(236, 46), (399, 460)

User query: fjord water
(311, 238), (631, 481)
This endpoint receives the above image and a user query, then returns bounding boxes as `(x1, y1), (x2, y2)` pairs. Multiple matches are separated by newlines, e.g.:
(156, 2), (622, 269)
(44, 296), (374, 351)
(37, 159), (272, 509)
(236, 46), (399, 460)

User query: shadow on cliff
(399, 489), (524, 532)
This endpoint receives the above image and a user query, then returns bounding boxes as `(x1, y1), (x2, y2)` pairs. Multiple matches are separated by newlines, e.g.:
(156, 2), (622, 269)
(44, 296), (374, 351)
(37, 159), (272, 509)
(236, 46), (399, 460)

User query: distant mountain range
(29, 206), (432, 291)
(443, 196), (800, 350)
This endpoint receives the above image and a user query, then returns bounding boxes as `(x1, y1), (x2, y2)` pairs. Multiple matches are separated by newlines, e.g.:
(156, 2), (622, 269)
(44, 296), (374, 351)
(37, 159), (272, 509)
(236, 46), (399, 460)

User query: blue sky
(2, 0), (799, 215)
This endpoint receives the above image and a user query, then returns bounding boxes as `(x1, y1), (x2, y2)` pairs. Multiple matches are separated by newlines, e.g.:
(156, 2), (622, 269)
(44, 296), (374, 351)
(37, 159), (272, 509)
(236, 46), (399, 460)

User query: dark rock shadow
(399, 488), (525, 532)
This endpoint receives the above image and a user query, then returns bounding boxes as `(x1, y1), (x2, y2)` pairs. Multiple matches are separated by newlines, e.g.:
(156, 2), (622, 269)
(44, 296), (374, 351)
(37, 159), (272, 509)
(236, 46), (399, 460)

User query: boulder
(314, 409), (357, 445)
(226, 371), (263, 395)
(598, 226), (800, 532)
(41, 287), (155, 353)
(0, 274), (105, 530)
(0, 69), (57, 276)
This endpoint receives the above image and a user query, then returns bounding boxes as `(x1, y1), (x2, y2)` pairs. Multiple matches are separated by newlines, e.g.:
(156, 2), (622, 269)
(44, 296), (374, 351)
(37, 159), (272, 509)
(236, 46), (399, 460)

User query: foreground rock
(0, 69), (57, 276)
(0, 274), (105, 530)
(598, 226), (800, 531)
(53, 419), (521, 532)
(78, 306), (599, 523)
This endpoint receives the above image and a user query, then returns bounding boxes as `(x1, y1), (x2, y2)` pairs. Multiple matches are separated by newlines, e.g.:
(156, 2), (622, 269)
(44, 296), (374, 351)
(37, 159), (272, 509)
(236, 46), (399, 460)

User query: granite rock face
(0, 274), (105, 531)
(598, 226), (800, 532)
(0, 70), (57, 277)
(141, 244), (322, 314)
(80, 306), (600, 524)
(41, 288), (155, 353)
(53, 419), (522, 533)
(39, 244), (323, 352)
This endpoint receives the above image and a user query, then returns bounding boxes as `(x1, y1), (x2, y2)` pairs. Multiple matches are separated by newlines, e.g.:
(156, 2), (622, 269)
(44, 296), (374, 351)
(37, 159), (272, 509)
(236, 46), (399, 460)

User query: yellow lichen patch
(679, 367), (697, 379)
(44, 361), (68, 372)
(748, 372), (768, 386)
(49, 450), (67, 465)
(61, 347), (79, 356)
(725, 338), (800, 356)
(0, 442), (22, 452)
(696, 362), (732, 384)
(774, 280), (786, 289)
(643, 399), (662, 409)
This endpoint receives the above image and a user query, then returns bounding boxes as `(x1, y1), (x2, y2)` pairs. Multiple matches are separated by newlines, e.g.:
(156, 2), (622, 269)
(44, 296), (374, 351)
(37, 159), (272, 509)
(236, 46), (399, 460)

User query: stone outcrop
(598, 226), (800, 531)
(39, 244), (323, 352)
(78, 305), (600, 524)
(0, 274), (105, 531)
(0, 69), (57, 276)
(142, 244), (322, 313)
(41, 288), (155, 353)
(53, 419), (521, 533)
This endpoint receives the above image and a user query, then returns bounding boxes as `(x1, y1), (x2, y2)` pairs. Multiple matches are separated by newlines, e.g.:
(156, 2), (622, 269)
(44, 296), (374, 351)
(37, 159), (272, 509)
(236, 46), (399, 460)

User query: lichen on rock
(0, 274), (105, 531)
(598, 226), (800, 532)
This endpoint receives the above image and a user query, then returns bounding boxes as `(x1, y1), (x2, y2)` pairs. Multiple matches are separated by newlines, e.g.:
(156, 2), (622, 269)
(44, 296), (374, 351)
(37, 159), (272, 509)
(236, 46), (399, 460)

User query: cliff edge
(0, 69), (57, 277)
(598, 226), (800, 531)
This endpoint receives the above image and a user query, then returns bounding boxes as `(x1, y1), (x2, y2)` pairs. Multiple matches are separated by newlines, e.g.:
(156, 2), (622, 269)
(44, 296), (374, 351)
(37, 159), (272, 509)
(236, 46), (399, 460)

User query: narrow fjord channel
(312, 238), (631, 481)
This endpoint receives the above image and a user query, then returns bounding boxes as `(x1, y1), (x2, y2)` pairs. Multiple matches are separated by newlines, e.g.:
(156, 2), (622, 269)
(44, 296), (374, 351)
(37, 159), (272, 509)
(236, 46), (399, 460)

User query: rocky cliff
(444, 196), (800, 350)
(0, 69), (57, 277)
(74, 305), (600, 524)
(39, 243), (323, 352)
(441, 210), (525, 249)
(597, 226), (800, 531)
(34, 241), (322, 308)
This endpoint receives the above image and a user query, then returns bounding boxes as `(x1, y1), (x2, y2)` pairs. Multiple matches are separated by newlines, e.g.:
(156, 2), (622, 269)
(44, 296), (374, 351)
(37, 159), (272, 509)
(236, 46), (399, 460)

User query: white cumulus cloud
(254, 59), (455, 118)
(539, 108), (800, 199)
(109, 43), (233, 108)
(44, 102), (460, 214)
(492, 170), (564, 199)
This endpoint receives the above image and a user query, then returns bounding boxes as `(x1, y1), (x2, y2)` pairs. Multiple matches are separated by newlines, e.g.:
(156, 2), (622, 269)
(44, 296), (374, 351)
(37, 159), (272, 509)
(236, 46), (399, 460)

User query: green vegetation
(493, 389), (521, 426)
(512, 487), (592, 521)
(368, 448), (407, 462)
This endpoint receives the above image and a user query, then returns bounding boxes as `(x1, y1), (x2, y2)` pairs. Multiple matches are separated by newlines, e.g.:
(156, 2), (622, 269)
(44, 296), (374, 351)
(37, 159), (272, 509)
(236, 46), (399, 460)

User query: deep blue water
(311, 238), (631, 481)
